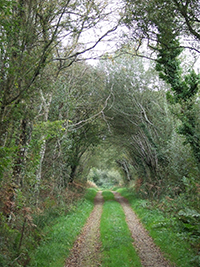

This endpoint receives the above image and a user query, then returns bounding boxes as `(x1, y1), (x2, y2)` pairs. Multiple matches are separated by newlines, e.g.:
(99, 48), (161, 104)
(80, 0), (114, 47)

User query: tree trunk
(13, 119), (28, 187)
(69, 165), (77, 183)
(35, 91), (52, 199)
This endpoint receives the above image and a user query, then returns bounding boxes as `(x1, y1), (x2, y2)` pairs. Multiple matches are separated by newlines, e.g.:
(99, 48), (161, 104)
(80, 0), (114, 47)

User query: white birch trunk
(35, 91), (52, 195)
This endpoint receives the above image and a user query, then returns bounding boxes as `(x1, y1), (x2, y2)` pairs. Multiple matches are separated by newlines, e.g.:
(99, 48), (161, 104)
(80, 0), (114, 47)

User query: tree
(0, 0), (116, 129)
(155, 27), (200, 164)
(0, 2), (120, 262)
(121, 0), (200, 167)
(99, 55), (176, 196)
(0, 0), (119, 184)
(98, 52), (199, 197)
(123, 0), (200, 50)
(39, 61), (107, 187)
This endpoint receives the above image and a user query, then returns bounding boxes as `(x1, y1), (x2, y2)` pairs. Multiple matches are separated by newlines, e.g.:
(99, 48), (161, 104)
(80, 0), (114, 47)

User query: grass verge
(117, 188), (197, 267)
(29, 188), (97, 267)
(100, 191), (142, 267)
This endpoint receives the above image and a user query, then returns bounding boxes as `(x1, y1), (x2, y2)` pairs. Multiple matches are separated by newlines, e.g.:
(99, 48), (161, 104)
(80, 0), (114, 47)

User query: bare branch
(52, 24), (120, 62)
(138, 103), (154, 126)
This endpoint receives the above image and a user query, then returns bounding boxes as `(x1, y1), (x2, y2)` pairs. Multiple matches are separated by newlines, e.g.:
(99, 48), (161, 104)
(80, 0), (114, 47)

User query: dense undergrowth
(100, 190), (142, 267)
(0, 187), (97, 267)
(117, 188), (200, 267)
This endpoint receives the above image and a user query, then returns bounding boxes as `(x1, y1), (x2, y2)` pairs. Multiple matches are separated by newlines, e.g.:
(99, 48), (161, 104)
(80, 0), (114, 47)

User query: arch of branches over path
(0, 1), (200, 265)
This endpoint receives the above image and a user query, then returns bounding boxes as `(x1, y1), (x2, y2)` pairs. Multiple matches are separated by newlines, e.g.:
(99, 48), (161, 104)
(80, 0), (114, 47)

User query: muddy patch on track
(113, 191), (175, 267)
(65, 191), (103, 267)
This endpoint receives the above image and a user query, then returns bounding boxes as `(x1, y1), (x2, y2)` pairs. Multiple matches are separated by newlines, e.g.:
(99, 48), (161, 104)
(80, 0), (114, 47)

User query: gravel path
(65, 191), (103, 267)
(65, 191), (175, 267)
(113, 191), (175, 267)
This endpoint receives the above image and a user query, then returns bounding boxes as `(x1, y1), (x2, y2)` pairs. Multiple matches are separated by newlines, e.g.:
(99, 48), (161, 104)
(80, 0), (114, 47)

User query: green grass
(101, 191), (142, 267)
(118, 188), (197, 267)
(29, 188), (97, 267)
(102, 190), (115, 201)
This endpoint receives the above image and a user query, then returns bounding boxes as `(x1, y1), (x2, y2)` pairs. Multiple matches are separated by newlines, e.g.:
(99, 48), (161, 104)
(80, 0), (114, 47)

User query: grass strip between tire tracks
(29, 188), (97, 267)
(101, 190), (142, 267)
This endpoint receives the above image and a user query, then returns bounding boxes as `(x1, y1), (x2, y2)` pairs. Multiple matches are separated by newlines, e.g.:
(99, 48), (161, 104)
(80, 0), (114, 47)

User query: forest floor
(64, 191), (174, 267)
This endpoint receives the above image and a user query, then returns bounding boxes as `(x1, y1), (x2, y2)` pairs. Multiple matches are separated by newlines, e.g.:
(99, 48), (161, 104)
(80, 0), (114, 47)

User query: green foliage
(88, 168), (121, 189)
(156, 39), (199, 103)
(0, 213), (20, 266)
(101, 192), (142, 267)
(178, 208), (200, 232)
(85, 187), (99, 202)
(33, 121), (65, 140)
(0, 147), (13, 181)
(155, 27), (200, 163)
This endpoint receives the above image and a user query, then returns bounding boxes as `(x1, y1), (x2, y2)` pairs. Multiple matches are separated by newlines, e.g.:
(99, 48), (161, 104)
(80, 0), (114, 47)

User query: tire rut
(65, 191), (103, 267)
(113, 191), (175, 267)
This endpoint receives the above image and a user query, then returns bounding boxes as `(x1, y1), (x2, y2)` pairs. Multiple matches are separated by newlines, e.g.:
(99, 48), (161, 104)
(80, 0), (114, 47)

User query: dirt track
(113, 192), (174, 267)
(65, 191), (174, 267)
(65, 192), (103, 267)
